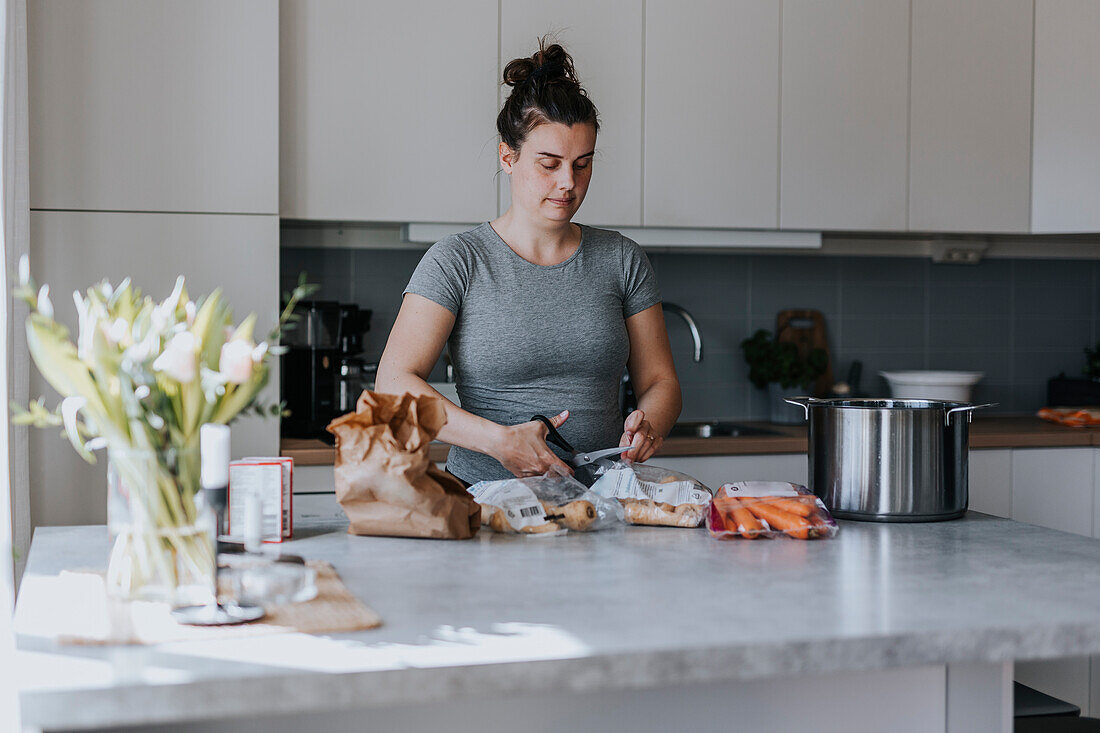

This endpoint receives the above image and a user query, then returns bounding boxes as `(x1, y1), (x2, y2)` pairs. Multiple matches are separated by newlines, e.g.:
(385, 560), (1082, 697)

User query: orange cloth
(1037, 407), (1100, 427)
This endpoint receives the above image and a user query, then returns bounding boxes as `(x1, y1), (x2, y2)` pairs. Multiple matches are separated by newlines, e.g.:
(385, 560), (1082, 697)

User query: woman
(376, 40), (681, 484)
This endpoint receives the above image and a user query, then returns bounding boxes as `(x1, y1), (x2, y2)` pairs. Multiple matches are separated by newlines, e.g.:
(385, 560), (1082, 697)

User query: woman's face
(500, 122), (596, 225)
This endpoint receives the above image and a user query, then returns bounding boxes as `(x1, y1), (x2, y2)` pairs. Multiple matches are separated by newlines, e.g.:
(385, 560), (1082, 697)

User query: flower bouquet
(12, 257), (315, 602)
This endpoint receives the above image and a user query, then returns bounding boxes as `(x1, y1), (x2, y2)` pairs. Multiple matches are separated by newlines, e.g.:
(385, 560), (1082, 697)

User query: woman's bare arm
(619, 303), (682, 462)
(376, 293), (573, 477)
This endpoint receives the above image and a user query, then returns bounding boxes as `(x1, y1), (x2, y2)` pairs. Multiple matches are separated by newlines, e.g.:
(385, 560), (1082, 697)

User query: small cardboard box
(227, 457), (294, 543)
(243, 456), (294, 539)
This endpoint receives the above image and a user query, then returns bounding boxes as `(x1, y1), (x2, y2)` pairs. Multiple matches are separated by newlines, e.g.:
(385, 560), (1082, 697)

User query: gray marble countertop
(16, 515), (1100, 729)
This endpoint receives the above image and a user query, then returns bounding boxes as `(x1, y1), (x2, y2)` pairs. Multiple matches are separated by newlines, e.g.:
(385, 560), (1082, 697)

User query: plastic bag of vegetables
(468, 471), (624, 535)
(588, 461), (712, 527)
(707, 481), (838, 540)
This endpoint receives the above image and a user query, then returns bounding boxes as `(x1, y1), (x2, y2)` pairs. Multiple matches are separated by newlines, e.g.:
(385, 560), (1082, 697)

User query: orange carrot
(768, 497), (815, 518)
(744, 501), (812, 540)
(723, 497), (764, 539)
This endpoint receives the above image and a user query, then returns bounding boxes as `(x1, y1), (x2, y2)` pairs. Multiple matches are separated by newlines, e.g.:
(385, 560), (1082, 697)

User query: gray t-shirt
(404, 222), (661, 483)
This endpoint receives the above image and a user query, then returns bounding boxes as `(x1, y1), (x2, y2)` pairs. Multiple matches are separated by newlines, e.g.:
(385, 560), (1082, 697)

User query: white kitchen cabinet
(499, 0), (643, 227)
(779, 0), (909, 231)
(280, 0), (498, 223)
(654, 453), (806, 492)
(27, 211), (279, 528)
(908, 0), (1033, 233)
(1009, 447), (1096, 715)
(1016, 658), (1093, 717)
(28, 0), (277, 215)
(1031, 0), (1100, 233)
(1092, 656), (1100, 722)
(1011, 448), (1094, 536)
(643, 0), (779, 229)
(967, 449), (1012, 518)
(1094, 449), (1100, 540)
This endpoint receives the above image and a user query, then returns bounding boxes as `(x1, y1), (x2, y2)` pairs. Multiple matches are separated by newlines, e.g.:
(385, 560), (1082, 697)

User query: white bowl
(879, 371), (984, 402)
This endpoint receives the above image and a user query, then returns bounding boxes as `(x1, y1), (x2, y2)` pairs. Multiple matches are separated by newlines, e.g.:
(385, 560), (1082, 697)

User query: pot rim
(790, 397), (975, 410)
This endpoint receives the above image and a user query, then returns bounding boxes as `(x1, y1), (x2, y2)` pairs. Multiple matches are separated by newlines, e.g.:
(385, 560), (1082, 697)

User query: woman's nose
(557, 169), (574, 191)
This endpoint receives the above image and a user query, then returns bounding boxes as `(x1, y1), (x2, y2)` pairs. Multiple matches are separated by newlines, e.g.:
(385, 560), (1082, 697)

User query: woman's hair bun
(502, 41), (578, 88)
(497, 36), (599, 152)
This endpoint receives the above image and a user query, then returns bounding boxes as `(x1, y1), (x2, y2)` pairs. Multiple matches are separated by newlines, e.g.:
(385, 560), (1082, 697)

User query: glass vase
(106, 444), (216, 606)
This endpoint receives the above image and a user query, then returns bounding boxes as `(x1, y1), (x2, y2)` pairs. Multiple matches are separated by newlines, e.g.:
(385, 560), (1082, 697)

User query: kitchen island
(16, 514), (1100, 732)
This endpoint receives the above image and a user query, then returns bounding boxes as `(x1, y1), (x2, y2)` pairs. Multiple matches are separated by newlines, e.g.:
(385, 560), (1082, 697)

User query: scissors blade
(571, 446), (632, 466)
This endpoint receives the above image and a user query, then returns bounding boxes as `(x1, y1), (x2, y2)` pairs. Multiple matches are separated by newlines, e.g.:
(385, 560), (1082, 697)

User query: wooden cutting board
(775, 309), (833, 397)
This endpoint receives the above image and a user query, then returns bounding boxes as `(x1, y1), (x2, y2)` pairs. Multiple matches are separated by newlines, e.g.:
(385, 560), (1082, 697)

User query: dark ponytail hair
(497, 37), (600, 156)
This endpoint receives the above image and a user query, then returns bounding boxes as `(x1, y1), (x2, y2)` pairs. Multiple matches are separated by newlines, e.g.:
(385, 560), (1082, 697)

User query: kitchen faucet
(620, 302), (702, 418)
(661, 302), (703, 363)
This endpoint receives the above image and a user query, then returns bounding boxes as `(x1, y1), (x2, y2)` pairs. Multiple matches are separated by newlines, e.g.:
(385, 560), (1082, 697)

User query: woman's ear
(499, 142), (516, 173)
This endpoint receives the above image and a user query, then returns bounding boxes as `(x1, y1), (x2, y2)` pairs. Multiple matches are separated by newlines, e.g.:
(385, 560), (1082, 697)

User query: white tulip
(107, 317), (129, 346)
(153, 331), (198, 383)
(60, 395), (93, 458)
(74, 292), (93, 360)
(251, 341), (268, 363)
(219, 338), (255, 384)
(151, 276), (186, 332)
(37, 285), (53, 319)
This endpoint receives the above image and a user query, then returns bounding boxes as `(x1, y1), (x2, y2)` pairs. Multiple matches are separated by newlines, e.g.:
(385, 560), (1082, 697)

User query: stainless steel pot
(785, 397), (995, 522)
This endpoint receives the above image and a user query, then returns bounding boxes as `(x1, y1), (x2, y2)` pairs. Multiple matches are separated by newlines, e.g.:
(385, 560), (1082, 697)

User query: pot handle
(783, 396), (817, 420)
(944, 403), (998, 426)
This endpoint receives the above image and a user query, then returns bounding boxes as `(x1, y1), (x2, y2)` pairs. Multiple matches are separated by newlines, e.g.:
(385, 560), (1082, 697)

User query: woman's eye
(574, 162), (590, 170)
(541, 163), (557, 170)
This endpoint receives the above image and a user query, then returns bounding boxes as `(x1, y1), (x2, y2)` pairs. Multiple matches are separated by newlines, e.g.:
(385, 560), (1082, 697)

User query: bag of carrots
(707, 482), (838, 540)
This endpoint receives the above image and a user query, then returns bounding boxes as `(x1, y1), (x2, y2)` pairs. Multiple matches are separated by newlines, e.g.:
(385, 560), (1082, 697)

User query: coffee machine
(281, 301), (371, 438)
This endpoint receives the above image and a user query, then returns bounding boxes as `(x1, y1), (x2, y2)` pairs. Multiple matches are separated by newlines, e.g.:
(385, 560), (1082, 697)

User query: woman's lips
(547, 197), (573, 206)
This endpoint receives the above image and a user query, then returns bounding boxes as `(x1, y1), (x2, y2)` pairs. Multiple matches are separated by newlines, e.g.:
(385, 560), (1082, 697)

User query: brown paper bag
(326, 390), (480, 539)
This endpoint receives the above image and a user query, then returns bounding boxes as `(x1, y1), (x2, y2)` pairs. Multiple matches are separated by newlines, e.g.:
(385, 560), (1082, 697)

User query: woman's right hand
(491, 410), (575, 478)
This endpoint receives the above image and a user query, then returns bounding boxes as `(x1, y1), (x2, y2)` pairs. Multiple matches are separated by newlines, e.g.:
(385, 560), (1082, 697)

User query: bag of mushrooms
(468, 471), (624, 536)
(589, 462), (712, 528)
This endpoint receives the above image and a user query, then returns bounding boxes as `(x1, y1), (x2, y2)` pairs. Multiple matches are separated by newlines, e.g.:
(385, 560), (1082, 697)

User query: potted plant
(1047, 342), (1100, 406)
(740, 329), (828, 423)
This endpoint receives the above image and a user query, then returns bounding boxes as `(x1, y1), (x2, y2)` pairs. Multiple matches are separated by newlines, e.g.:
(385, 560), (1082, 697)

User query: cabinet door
(967, 449), (1012, 518)
(909, 0), (1032, 233)
(779, 0), (909, 230)
(1032, 0), (1100, 233)
(280, 0), (498, 222)
(500, 1), (643, 227)
(1011, 448), (1093, 536)
(643, 1), (779, 228)
(28, 0), (277, 214)
(28, 211), (279, 527)
(1016, 658), (1092, 718)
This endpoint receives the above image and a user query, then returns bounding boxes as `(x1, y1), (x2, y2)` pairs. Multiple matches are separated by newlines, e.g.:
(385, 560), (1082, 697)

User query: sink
(667, 421), (782, 438)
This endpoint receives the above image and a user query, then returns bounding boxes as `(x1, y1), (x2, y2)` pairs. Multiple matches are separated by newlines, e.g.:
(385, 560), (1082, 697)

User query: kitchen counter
(15, 515), (1100, 731)
(281, 415), (1100, 465)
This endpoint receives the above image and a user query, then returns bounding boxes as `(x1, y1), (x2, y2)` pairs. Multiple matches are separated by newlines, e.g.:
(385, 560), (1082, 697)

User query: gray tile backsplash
(282, 241), (1100, 420)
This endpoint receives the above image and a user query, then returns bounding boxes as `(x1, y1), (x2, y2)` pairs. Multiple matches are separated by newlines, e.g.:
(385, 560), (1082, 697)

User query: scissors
(531, 414), (632, 467)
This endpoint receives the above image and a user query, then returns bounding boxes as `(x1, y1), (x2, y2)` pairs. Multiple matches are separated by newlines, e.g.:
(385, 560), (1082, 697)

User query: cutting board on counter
(775, 309), (833, 397)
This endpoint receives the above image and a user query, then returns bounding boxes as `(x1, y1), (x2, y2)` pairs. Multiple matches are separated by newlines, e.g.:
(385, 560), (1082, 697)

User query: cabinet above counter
(281, 416), (1100, 466)
(278, 0), (1100, 235)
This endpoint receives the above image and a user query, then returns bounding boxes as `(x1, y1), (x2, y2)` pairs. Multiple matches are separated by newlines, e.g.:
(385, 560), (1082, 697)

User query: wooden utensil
(775, 309), (833, 397)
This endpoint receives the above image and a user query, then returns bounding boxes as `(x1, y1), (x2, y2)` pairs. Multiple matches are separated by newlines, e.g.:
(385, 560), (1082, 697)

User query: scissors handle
(531, 414), (575, 454)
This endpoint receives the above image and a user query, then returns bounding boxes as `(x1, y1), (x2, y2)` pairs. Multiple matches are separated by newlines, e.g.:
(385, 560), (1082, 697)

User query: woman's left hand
(620, 409), (662, 463)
